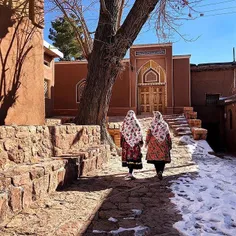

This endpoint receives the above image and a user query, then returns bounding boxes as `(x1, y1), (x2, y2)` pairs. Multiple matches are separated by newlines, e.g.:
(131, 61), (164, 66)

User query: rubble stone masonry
(0, 124), (110, 224)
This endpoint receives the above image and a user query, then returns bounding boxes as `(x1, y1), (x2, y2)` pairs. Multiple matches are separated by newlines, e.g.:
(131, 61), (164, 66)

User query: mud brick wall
(0, 125), (100, 169)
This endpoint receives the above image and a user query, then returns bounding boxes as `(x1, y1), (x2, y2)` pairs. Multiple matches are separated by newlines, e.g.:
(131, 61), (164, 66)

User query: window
(76, 79), (86, 103)
(228, 109), (233, 130)
(44, 79), (49, 98)
(44, 60), (50, 67)
(144, 69), (160, 83)
(206, 94), (220, 105)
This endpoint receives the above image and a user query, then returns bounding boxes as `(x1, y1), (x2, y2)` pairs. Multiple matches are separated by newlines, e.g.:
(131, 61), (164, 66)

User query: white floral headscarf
(150, 111), (170, 142)
(120, 110), (143, 147)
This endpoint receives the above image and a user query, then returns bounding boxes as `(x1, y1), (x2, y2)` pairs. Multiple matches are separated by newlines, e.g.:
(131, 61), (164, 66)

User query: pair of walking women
(120, 110), (172, 180)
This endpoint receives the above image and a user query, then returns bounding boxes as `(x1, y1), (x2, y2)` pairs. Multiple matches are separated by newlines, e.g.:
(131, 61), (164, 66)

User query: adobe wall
(224, 103), (236, 152)
(191, 68), (234, 122)
(191, 69), (234, 106)
(191, 67), (235, 151)
(0, 6), (45, 125)
(173, 57), (191, 110)
(54, 62), (88, 116)
(44, 53), (55, 117)
(108, 61), (133, 115)
(54, 61), (133, 116)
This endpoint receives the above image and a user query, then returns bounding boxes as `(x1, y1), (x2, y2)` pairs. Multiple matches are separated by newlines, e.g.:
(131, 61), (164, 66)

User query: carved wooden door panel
(152, 86), (165, 113)
(139, 87), (151, 113)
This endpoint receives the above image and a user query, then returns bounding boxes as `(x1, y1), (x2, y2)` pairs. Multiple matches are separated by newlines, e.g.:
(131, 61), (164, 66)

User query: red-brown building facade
(54, 43), (191, 116)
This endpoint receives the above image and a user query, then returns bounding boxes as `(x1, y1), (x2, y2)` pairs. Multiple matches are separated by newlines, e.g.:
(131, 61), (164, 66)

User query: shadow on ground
(58, 166), (198, 236)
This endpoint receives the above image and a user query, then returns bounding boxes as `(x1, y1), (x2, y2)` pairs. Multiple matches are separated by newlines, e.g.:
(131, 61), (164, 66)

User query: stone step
(174, 127), (191, 132)
(171, 124), (189, 128)
(56, 145), (110, 177)
(168, 121), (188, 126)
(175, 131), (192, 136)
(165, 118), (186, 122)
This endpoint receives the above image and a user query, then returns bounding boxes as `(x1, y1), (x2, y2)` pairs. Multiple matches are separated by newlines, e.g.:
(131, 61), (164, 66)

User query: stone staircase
(163, 114), (192, 136)
(164, 107), (208, 140)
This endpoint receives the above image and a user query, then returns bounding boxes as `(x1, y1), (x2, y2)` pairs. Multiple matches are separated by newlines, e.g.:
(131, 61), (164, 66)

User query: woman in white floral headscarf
(120, 110), (143, 180)
(145, 111), (172, 180)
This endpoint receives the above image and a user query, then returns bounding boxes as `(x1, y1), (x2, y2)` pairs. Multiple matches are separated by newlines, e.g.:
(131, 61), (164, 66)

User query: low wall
(0, 124), (111, 224)
(0, 125), (100, 169)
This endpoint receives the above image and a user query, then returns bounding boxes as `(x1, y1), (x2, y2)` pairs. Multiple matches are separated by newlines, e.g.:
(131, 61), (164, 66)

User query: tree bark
(75, 0), (159, 144)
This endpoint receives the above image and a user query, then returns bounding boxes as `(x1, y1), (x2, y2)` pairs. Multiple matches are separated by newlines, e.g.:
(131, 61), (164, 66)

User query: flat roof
(191, 62), (236, 71)
(173, 55), (191, 59)
(131, 43), (172, 48)
(43, 40), (64, 58)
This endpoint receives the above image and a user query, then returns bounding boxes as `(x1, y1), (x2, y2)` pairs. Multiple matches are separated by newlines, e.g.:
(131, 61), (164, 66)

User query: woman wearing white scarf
(120, 110), (143, 180)
(145, 111), (172, 180)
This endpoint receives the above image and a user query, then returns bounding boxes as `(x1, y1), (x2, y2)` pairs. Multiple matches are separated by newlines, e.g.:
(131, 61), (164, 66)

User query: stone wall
(0, 125), (100, 169)
(0, 158), (73, 223)
(0, 124), (110, 224)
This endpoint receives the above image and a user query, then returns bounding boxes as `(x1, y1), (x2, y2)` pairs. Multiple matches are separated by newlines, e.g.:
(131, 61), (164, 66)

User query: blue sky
(44, 0), (236, 64)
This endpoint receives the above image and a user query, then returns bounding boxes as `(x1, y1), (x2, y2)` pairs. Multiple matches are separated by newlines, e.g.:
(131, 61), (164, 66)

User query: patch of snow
(108, 217), (118, 222)
(170, 137), (236, 236)
(132, 209), (142, 216)
(110, 226), (149, 236)
(93, 230), (107, 234)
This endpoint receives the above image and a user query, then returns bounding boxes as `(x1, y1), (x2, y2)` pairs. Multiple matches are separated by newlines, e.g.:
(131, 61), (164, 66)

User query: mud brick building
(54, 43), (191, 116)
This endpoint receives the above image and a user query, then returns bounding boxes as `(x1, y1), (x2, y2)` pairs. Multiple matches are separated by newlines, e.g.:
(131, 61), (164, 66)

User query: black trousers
(154, 162), (165, 173)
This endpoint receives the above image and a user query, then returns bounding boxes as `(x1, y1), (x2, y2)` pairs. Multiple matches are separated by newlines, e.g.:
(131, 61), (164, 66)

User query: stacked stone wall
(0, 124), (110, 224)
(0, 125), (100, 169)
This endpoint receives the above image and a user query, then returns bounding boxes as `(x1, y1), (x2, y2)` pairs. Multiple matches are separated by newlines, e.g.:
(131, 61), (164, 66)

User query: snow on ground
(170, 136), (236, 236)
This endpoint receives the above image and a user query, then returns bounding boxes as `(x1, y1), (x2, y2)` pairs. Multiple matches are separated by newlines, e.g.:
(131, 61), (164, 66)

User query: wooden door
(139, 87), (151, 113)
(152, 86), (164, 113)
(139, 86), (165, 114)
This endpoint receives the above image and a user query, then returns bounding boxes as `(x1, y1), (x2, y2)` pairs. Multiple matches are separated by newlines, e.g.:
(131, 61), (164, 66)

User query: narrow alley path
(0, 116), (198, 235)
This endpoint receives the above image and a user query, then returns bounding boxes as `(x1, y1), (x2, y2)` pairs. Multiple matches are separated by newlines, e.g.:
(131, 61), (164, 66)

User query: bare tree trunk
(75, 0), (159, 144)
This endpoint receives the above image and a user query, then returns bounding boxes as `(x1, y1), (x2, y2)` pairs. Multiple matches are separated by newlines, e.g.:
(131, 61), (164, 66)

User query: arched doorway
(76, 79), (86, 104)
(137, 60), (166, 114)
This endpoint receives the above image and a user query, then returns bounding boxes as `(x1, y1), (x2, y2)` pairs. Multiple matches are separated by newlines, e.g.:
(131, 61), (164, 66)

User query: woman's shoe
(157, 171), (163, 180)
(125, 174), (136, 180)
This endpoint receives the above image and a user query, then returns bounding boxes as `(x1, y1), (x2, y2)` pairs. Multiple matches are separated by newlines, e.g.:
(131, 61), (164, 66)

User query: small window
(44, 60), (50, 67)
(76, 79), (86, 103)
(144, 69), (160, 83)
(44, 79), (49, 98)
(228, 109), (233, 130)
(206, 94), (220, 105)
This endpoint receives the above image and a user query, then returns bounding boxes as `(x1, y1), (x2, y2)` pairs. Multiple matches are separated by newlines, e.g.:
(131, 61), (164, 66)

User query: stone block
(192, 127), (208, 140)
(4, 139), (17, 151)
(9, 186), (23, 212)
(30, 166), (45, 179)
(22, 185), (33, 208)
(0, 192), (9, 223)
(12, 172), (31, 187)
(0, 176), (11, 191)
(0, 149), (8, 169)
(188, 119), (202, 128)
(96, 154), (103, 169)
(48, 171), (58, 193)
(81, 159), (91, 176)
(108, 129), (121, 147)
(183, 107), (194, 112)
(33, 175), (49, 200)
(185, 111), (197, 119)
(52, 160), (66, 171)
(57, 168), (66, 188)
